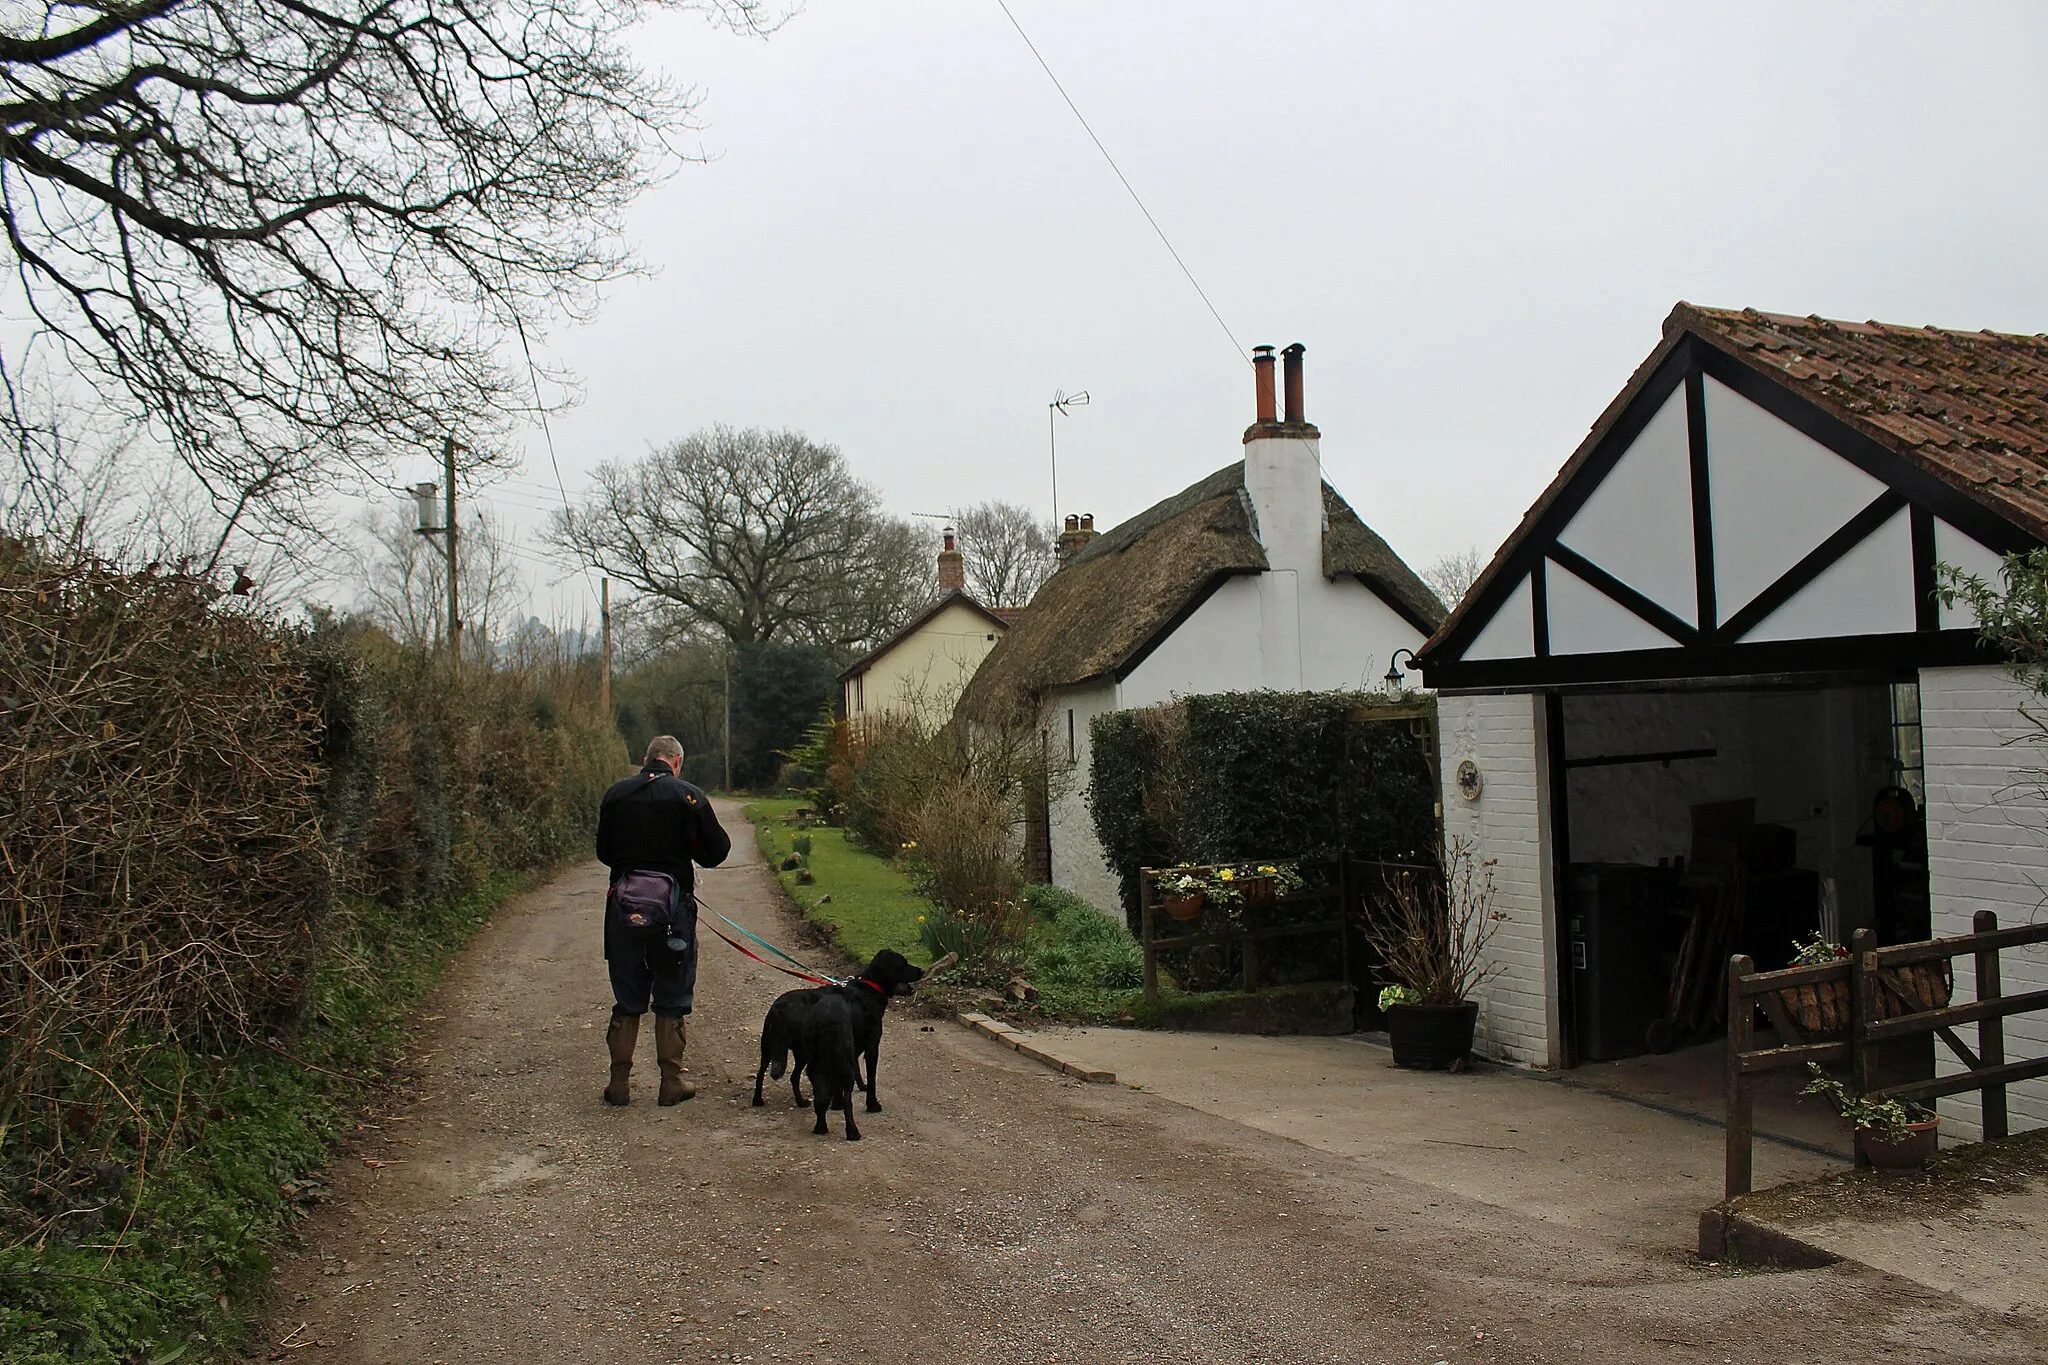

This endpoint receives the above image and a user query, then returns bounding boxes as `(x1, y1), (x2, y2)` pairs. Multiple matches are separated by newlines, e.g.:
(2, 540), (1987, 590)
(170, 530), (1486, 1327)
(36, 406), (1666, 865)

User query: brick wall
(1920, 664), (2048, 1140)
(1439, 692), (1559, 1066)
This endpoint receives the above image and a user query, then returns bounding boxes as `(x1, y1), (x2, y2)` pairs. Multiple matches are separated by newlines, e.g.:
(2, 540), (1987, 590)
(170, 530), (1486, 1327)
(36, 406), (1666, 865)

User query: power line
(510, 312), (604, 607)
(992, 0), (1248, 366)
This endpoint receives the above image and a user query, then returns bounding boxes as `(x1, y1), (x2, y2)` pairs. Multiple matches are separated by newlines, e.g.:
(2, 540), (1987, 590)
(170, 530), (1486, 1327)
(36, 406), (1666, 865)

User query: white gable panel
(1934, 519), (2008, 631)
(1546, 560), (1683, 655)
(1741, 509), (1916, 643)
(1463, 574), (1535, 660)
(1554, 388), (1697, 624)
(1706, 376), (1889, 618)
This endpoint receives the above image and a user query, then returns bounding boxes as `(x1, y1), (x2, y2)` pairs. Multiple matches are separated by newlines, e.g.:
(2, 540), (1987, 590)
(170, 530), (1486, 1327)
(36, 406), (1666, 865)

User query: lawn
(743, 797), (930, 967)
(739, 798), (1153, 1021)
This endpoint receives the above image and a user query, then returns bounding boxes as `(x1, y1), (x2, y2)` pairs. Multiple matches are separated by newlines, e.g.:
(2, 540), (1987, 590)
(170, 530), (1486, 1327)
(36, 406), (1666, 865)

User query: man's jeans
(605, 907), (697, 1018)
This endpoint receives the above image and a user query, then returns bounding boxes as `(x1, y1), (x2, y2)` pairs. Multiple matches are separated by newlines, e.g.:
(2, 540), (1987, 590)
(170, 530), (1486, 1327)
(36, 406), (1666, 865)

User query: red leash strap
(703, 922), (833, 986)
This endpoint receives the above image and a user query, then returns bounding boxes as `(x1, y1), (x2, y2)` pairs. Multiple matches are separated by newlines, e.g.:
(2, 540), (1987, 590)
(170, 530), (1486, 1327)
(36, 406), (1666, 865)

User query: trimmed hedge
(1087, 690), (1436, 930)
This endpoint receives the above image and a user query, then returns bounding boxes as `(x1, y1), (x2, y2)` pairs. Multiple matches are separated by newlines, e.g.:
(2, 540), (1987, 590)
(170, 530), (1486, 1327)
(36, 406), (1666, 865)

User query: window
(1889, 681), (1924, 805)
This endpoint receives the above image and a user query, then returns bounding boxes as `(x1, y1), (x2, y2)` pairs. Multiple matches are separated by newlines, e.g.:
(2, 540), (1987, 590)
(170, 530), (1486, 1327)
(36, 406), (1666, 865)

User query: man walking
(595, 735), (731, 1106)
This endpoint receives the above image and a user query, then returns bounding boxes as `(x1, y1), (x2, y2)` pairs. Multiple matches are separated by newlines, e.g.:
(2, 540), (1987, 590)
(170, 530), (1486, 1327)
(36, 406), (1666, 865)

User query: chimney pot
(1252, 345), (1278, 425)
(1080, 513), (1094, 531)
(1064, 513), (1080, 532)
(1282, 342), (1305, 426)
(937, 525), (965, 593)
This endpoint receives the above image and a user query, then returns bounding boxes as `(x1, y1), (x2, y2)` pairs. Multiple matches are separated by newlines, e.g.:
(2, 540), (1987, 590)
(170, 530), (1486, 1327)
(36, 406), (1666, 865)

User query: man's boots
(654, 1015), (694, 1105)
(602, 1011), (638, 1106)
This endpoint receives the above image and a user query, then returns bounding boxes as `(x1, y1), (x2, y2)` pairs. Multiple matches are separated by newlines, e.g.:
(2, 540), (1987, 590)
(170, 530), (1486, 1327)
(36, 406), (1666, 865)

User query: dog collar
(856, 977), (887, 995)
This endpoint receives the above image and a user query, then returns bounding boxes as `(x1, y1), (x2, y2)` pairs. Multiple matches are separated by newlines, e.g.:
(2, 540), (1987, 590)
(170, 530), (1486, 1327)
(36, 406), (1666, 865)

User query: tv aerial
(1048, 388), (1090, 520)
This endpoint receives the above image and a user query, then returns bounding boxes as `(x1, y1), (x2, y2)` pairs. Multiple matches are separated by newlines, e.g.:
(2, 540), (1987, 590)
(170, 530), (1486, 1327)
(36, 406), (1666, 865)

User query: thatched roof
(957, 462), (1442, 716)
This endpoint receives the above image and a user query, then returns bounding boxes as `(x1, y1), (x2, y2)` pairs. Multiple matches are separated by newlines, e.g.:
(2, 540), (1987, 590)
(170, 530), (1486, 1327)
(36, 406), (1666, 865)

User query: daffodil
(1218, 867), (1235, 881)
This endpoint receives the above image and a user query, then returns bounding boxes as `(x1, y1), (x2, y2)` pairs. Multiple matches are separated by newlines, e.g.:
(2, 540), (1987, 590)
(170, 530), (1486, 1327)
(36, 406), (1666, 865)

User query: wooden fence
(1723, 910), (2048, 1198)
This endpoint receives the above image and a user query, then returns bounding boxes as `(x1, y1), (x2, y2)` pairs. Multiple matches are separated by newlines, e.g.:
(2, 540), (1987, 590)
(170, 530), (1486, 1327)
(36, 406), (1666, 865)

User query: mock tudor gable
(1420, 305), (2045, 692)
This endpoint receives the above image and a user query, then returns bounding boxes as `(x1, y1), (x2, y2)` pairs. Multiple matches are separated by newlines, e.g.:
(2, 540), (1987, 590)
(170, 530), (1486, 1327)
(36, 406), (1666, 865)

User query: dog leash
(702, 921), (836, 985)
(694, 898), (845, 986)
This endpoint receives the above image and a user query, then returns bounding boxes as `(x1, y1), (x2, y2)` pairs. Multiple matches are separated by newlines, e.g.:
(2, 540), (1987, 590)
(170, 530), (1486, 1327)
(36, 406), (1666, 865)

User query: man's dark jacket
(594, 764), (732, 892)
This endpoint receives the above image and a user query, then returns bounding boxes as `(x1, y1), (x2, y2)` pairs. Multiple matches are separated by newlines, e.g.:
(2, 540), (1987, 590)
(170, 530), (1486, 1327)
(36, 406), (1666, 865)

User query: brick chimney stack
(937, 527), (965, 593)
(1055, 513), (1099, 565)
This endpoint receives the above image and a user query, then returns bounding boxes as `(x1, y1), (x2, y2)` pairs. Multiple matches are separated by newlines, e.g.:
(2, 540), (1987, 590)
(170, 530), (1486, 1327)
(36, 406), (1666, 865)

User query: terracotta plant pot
(1161, 892), (1205, 922)
(1855, 1118), (1938, 1171)
(1384, 1001), (1479, 1070)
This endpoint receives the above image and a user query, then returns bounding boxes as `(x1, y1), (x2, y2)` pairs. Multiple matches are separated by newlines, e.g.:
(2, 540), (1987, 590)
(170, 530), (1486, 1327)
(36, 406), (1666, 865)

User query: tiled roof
(1678, 304), (2048, 538)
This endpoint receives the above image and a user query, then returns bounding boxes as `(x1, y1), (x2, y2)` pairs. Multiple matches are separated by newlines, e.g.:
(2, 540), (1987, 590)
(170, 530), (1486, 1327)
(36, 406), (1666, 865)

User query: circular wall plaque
(1455, 759), (1483, 801)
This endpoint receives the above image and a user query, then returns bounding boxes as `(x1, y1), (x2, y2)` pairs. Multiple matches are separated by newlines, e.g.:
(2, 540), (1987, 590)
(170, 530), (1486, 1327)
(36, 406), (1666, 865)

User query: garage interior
(1553, 679), (1933, 1146)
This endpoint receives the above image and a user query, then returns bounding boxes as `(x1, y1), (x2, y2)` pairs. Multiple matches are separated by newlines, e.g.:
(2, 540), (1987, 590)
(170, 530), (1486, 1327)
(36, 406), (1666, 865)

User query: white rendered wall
(1044, 680), (1126, 916)
(1120, 573), (1423, 709)
(1439, 692), (1560, 1066)
(1119, 576), (1266, 710)
(1921, 665), (2048, 1141)
(1243, 434), (1323, 578)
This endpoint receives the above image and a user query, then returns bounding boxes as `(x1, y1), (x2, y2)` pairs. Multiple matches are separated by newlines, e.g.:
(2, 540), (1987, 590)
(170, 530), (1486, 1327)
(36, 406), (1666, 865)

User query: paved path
(1031, 1026), (1835, 1254)
(253, 801), (2048, 1364)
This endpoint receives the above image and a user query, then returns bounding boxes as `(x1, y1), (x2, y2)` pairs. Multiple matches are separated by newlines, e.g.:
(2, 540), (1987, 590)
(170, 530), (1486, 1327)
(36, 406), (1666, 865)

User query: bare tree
(549, 425), (930, 652)
(954, 500), (1054, 608)
(0, 0), (774, 554)
(355, 502), (526, 658)
(1422, 547), (1488, 613)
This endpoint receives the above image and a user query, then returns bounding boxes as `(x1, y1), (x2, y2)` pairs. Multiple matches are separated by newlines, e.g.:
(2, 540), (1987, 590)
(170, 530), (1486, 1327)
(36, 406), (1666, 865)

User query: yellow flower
(917, 915), (926, 922)
(1258, 865), (1277, 875)
(901, 840), (918, 850)
(1218, 868), (1235, 881)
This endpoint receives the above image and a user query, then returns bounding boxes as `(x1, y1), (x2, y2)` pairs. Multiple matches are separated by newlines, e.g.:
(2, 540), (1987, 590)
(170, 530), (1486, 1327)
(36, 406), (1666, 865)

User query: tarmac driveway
(251, 801), (2048, 1364)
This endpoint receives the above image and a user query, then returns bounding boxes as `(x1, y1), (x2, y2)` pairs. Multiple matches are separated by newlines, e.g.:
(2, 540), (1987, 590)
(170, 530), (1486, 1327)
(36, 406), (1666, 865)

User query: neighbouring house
(1415, 302), (2048, 1139)
(957, 343), (1444, 910)
(840, 528), (1014, 734)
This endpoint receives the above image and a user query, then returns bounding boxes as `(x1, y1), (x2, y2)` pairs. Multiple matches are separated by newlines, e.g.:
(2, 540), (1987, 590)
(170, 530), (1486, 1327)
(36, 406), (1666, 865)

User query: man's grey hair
(644, 734), (684, 765)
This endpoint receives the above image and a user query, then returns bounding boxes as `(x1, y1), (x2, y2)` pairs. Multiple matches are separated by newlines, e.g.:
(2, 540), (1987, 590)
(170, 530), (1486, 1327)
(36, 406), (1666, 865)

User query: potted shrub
(1802, 1064), (1939, 1170)
(1363, 837), (1502, 1070)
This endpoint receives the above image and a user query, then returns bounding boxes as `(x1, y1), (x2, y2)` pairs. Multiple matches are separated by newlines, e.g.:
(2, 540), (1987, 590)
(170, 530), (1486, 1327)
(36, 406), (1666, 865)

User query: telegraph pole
(722, 645), (733, 793)
(442, 435), (460, 671)
(600, 577), (613, 718)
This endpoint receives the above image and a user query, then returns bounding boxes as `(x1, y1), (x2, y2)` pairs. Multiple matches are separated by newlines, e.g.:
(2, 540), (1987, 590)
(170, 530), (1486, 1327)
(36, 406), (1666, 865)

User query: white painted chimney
(1242, 341), (1323, 577)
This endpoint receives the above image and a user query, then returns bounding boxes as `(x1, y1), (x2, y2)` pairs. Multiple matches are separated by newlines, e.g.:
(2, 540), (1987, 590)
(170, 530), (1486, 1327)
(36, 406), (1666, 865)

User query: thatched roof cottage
(957, 344), (1444, 912)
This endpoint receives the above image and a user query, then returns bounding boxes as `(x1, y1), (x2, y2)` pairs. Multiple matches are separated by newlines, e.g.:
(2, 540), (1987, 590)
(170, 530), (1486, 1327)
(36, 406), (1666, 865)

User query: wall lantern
(1384, 647), (1417, 695)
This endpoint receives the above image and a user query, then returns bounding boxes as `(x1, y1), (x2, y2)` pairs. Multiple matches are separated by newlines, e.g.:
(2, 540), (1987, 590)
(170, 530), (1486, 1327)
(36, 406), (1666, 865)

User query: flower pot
(1161, 892), (1205, 922)
(1855, 1118), (1938, 1171)
(1383, 1001), (1479, 1070)
(1242, 877), (1276, 905)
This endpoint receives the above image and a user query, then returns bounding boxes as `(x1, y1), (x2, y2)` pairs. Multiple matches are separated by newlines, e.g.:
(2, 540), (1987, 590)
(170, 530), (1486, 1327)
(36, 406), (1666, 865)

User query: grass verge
(744, 797), (928, 966)
(0, 873), (528, 1365)
(742, 800), (1162, 1024)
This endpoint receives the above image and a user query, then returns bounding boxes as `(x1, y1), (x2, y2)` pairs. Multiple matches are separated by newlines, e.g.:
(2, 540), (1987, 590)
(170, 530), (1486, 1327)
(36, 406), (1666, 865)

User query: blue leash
(705, 903), (847, 985)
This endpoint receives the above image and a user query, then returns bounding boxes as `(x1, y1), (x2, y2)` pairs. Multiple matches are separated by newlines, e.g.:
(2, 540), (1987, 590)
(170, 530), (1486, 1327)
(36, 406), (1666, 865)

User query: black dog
(800, 992), (864, 1140)
(752, 948), (926, 1113)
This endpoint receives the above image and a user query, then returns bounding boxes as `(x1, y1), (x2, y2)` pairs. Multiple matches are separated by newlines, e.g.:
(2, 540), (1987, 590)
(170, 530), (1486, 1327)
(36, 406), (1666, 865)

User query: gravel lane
(251, 802), (2048, 1364)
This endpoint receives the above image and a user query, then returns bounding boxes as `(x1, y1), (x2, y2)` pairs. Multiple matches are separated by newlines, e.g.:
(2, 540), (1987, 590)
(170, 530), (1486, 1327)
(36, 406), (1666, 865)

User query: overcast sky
(458, 0), (2048, 622)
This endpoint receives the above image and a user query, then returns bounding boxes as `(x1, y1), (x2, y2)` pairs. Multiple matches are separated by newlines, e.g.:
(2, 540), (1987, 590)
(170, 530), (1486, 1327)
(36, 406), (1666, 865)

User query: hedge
(0, 540), (625, 1363)
(1086, 690), (1436, 931)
